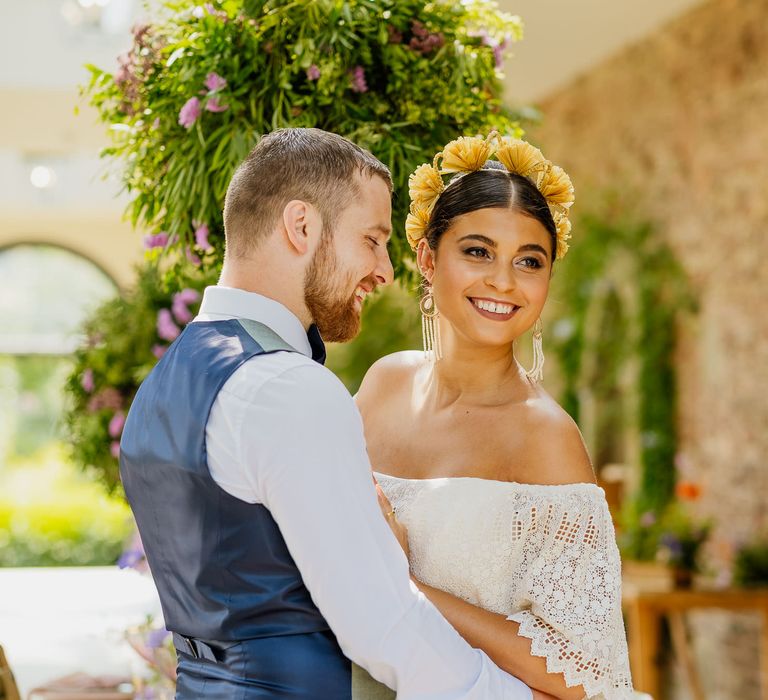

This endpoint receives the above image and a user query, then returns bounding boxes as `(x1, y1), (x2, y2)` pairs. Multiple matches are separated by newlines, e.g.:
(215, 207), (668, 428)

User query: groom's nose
(374, 245), (395, 286)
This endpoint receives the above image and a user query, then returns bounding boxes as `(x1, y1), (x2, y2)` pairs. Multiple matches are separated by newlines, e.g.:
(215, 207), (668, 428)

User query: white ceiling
(499, 0), (708, 105)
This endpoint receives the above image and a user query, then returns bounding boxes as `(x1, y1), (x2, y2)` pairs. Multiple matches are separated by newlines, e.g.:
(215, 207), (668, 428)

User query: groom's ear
(416, 239), (435, 284)
(282, 200), (322, 256)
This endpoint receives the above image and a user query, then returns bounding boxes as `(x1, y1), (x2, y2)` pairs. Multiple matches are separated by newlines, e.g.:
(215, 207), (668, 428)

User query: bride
(354, 134), (636, 700)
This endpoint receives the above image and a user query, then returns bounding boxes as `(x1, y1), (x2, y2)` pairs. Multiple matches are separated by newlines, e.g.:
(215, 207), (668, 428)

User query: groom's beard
(304, 230), (361, 343)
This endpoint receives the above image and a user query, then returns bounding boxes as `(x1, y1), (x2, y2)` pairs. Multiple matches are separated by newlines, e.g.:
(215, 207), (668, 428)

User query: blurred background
(1, 1), (766, 698)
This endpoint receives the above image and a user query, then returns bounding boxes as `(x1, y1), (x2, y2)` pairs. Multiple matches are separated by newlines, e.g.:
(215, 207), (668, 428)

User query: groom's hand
(375, 482), (410, 560)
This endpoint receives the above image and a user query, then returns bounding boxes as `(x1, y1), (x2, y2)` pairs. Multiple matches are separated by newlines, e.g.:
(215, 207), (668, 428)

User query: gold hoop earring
(525, 318), (544, 382)
(420, 289), (442, 362)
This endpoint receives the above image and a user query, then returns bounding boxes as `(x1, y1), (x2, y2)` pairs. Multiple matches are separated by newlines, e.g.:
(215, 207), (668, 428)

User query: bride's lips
(467, 297), (520, 322)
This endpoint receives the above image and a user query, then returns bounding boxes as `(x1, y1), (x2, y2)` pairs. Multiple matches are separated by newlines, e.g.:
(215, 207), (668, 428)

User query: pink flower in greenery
(492, 44), (505, 69)
(170, 286), (200, 327)
(172, 296), (194, 325)
(386, 25), (403, 44)
(194, 222), (214, 252)
(185, 247), (202, 266)
(178, 97), (202, 128)
(143, 232), (169, 250)
(205, 96), (229, 113)
(204, 72), (227, 91)
(87, 388), (122, 413)
(350, 66), (368, 93)
(157, 308), (180, 342)
(146, 628), (170, 649)
(176, 288), (201, 306)
(81, 368), (95, 393)
(306, 64), (321, 81)
(108, 411), (126, 439)
(110, 441), (121, 459)
(152, 344), (167, 360)
(118, 531), (148, 572)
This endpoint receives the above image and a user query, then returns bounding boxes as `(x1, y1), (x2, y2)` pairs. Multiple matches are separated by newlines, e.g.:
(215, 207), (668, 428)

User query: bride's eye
(518, 256), (543, 269)
(463, 247), (489, 259)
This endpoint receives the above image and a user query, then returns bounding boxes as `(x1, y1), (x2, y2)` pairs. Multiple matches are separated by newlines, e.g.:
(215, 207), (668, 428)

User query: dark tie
(307, 324), (326, 365)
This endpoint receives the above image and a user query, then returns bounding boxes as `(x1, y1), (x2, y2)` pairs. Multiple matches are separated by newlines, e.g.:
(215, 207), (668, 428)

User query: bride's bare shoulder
(513, 389), (598, 486)
(355, 351), (423, 415)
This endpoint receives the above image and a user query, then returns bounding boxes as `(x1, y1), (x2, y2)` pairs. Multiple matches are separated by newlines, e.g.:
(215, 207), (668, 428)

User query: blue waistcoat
(119, 319), (353, 698)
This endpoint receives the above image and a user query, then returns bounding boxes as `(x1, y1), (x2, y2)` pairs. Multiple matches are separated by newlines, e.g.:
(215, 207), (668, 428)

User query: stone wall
(530, 0), (768, 696)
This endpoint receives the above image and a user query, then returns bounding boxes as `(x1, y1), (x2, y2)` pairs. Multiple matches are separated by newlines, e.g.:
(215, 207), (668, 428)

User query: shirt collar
(195, 286), (314, 358)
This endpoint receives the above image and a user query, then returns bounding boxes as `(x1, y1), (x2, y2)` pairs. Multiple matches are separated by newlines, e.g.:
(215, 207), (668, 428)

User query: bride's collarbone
(368, 415), (532, 482)
(366, 395), (575, 485)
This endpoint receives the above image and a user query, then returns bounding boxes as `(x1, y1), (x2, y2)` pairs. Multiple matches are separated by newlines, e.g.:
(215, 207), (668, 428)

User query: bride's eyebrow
(457, 234), (496, 247)
(517, 243), (549, 256)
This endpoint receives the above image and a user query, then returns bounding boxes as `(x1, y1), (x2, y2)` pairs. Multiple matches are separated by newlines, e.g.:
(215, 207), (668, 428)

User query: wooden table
(623, 587), (768, 700)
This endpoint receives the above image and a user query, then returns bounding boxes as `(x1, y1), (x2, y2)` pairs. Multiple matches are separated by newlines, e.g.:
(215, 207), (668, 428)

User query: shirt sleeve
(506, 495), (634, 699)
(235, 362), (533, 700)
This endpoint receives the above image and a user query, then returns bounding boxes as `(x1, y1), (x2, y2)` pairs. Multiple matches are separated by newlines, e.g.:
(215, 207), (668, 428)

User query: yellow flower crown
(405, 133), (575, 259)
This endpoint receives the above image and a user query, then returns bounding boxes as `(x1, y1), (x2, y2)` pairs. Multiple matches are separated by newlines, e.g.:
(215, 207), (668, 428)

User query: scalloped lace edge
(509, 611), (635, 700)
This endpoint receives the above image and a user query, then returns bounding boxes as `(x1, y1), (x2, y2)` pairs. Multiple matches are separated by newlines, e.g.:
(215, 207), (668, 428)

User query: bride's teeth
(474, 299), (514, 315)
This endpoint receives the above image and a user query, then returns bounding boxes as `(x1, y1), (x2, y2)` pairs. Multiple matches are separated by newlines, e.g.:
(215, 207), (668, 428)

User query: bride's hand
(375, 481), (410, 560)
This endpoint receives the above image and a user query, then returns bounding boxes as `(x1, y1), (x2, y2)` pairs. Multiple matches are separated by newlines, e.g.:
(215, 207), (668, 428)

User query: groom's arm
(214, 361), (532, 700)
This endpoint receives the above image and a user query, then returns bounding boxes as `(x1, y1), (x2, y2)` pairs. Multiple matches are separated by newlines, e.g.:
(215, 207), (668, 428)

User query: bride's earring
(420, 289), (442, 362)
(525, 318), (545, 382)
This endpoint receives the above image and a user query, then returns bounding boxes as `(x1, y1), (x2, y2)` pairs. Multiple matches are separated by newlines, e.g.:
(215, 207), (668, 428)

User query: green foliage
(617, 501), (665, 562)
(82, 0), (523, 285)
(656, 503), (712, 573)
(548, 209), (694, 549)
(63, 263), (217, 493)
(733, 534), (768, 588)
(0, 446), (132, 566)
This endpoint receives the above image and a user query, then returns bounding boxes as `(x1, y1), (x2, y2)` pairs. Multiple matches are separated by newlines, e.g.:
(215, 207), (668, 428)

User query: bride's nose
(484, 262), (517, 293)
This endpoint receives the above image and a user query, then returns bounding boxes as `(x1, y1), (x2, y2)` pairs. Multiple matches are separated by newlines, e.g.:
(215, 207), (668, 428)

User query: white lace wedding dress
(355, 472), (636, 700)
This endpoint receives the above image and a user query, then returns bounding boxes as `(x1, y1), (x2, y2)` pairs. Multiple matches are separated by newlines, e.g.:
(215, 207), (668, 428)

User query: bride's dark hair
(425, 161), (557, 261)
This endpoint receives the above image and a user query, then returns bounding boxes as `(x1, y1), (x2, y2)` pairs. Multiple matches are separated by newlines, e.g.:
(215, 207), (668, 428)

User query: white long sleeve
(199, 287), (532, 699)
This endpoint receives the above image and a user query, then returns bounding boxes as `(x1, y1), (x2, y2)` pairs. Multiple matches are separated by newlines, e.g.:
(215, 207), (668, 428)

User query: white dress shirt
(195, 286), (532, 700)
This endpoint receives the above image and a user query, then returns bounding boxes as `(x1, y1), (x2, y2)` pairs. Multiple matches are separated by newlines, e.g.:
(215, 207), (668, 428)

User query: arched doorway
(0, 243), (117, 466)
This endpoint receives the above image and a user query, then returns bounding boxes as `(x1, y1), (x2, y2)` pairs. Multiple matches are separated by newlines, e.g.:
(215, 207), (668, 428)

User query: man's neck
(218, 265), (313, 330)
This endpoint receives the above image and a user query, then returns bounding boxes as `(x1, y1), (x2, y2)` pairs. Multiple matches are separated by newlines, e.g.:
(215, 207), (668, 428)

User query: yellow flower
(539, 165), (575, 207)
(496, 137), (546, 177)
(409, 164), (444, 211)
(440, 136), (493, 173)
(555, 217), (572, 260)
(405, 205), (431, 249)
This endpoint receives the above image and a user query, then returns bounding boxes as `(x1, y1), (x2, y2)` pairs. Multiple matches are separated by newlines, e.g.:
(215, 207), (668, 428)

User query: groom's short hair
(223, 128), (392, 258)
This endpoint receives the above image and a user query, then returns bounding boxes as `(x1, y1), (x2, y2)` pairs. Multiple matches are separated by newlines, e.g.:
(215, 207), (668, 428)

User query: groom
(120, 128), (534, 699)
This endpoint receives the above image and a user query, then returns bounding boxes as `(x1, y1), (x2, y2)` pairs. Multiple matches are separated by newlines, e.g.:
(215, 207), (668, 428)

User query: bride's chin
(449, 322), (518, 350)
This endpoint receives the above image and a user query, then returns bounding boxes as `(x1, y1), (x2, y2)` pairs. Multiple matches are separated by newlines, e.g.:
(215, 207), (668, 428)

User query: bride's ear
(416, 239), (435, 285)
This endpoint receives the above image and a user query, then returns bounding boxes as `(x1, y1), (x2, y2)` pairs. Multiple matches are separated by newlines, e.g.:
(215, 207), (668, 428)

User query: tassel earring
(420, 289), (442, 362)
(525, 318), (545, 382)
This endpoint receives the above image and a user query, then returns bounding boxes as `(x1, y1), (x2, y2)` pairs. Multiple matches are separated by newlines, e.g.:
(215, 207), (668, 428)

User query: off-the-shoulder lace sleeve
(506, 490), (634, 700)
